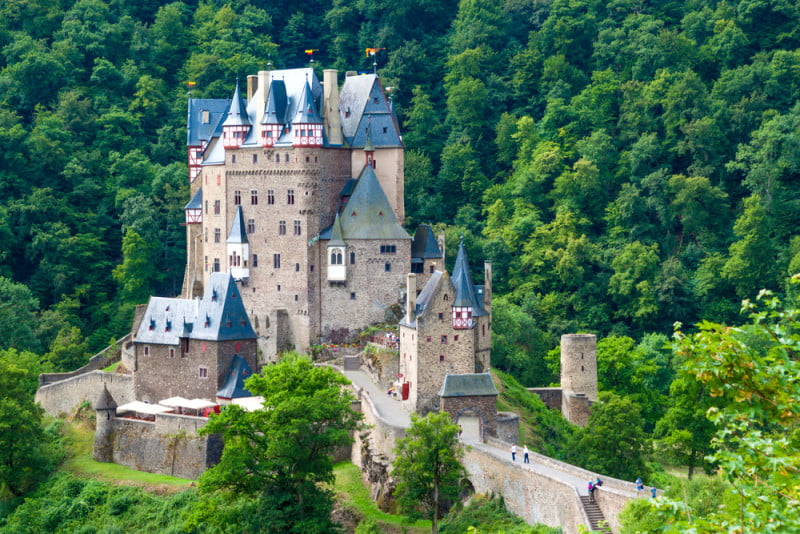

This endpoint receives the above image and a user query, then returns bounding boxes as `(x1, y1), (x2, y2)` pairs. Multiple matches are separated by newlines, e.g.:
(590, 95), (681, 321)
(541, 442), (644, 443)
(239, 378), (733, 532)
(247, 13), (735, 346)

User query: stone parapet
(36, 371), (135, 417)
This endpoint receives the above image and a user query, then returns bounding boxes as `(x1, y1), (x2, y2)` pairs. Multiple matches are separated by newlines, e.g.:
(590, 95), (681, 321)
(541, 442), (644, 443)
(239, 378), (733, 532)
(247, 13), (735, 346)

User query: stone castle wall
(36, 371), (135, 417)
(108, 413), (222, 480)
(440, 395), (497, 440)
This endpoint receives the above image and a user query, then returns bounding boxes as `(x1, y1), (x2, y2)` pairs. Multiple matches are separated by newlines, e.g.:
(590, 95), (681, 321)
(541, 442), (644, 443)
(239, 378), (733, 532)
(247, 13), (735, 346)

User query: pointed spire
(329, 212), (346, 247)
(95, 384), (117, 411)
(293, 80), (323, 124)
(222, 80), (250, 127)
(451, 238), (481, 310)
(226, 206), (249, 244)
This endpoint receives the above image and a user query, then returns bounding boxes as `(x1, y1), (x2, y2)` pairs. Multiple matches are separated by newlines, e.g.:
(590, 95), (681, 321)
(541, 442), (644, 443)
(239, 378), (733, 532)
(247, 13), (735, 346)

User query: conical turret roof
(222, 81), (250, 127)
(328, 212), (346, 247)
(95, 384), (117, 410)
(451, 239), (486, 315)
(226, 206), (248, 244)
(261, 79), (288, 124)
(293, 79), (323, 124)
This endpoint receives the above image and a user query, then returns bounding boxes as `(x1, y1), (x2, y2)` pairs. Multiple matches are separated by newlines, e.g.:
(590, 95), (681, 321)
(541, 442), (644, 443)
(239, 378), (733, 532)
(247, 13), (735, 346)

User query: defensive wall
(106, 413), (222, 480)
(36, 370), (135, 417)
(466, 436), (639, 534)
(39, 334), (130, 387)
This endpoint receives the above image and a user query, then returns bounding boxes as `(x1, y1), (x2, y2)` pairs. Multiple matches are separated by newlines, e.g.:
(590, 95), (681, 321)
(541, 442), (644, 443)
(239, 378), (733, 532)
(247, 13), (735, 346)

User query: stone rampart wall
(463, 442), (590, 534)
(36, 371), (135, 417)
(527, 387), (563, 411)
(39, 334), (130, 387)
(108, 414), (221, 480)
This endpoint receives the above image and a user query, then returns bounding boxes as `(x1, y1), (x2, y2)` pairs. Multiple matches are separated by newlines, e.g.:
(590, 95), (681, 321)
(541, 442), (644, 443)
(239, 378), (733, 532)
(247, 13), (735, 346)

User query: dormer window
(165, 320), (172, 332)
(212, 290), (218, 301)
(149, 319), (155, 331)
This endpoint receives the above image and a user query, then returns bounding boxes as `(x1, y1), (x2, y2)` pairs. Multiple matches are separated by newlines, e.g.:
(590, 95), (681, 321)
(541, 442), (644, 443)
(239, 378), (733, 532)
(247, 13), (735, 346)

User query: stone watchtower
(93, 384), (117, 462)
(560, 334), (598, 426)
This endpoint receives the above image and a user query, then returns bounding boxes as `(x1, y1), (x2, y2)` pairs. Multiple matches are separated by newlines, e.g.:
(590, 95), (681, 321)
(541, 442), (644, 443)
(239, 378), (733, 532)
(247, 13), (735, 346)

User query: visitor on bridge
(651, 486), (657, 499)
(511, 444), (517, 461)
(523, 445), (530, 463)
(595, 477), (603, 487)
(588, 480), (595, 502)
(635, 477), (643, 492)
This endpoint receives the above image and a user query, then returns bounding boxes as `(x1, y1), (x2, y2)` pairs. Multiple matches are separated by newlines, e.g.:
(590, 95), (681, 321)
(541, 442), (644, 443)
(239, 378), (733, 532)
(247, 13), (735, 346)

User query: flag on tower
(365, 47), (385, 57)
(305, 49), (318, 55)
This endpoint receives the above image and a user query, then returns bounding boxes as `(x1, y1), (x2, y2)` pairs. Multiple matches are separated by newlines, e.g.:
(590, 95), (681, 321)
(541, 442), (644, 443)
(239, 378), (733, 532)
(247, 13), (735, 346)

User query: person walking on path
(511, 444), (517, 461)
(523, 445), (530, 464)
(588, 480), (595, 502)
(651, 486), (657, 498)
(635, 477), (643, 492)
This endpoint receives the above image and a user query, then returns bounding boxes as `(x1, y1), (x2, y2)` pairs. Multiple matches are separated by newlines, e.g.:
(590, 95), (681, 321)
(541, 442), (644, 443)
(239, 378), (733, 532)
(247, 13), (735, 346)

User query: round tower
(560, 334), (598, 402)
(93, 384), (117, 463)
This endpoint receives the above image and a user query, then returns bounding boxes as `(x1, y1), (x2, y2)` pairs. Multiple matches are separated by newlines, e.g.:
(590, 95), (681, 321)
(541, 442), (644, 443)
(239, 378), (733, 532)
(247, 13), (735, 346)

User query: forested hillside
(1, 0), (799, 374)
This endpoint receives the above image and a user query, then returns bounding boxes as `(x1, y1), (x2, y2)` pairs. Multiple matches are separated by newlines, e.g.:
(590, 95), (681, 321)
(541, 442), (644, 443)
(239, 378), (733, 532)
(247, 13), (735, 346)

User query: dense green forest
(1, 0), (799, 530)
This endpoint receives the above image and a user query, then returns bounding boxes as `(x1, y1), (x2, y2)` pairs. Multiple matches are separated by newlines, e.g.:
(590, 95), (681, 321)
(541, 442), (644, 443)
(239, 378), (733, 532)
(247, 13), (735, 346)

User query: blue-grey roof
(337, 166), (410, 240)
(187, 99), (230, 146)
(328, 212), (346, 247)
(293, 80), (323, 124)
(135, 273), (256, 345)
(399, 270), (444, 328)
(340, 74), (402, 148)
(184, 188), (202, 211)
(411, 224), (442, 259)
(438, 373), (498, 397)
(216, 355), (254, 399)
(222, 81), (250, 127)
(451, 240), (486, 316)
(227, 206), (248, 244)
(262, 79), (288, 124)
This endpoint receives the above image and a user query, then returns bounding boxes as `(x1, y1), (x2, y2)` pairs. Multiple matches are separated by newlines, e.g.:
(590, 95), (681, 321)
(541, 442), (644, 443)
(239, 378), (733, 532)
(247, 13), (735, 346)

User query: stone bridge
(342, 368), (641, 534)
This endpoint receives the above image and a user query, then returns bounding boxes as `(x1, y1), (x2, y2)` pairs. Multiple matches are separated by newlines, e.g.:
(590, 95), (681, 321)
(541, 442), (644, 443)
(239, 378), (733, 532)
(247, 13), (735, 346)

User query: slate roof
(95, 384), (117, 410)
(334, 165), (410, 240)
(293, 80), (323, 124)
(411, 224), (442, 259)
(438, 373), (498, 397)
(451, 240), (487, 316)
(184, 188), (202, 211)
(221, 81), (250, 127)
(135, 273), (256, 345)
(399, 270), (444, 328)
(187, 99), (230, 146)
(261, 79), (288, 124)
(328, 213), (346, 247)
(227, 206), (248, 244)
(216, 355), (254, 399)
(339, 74), (402, 148)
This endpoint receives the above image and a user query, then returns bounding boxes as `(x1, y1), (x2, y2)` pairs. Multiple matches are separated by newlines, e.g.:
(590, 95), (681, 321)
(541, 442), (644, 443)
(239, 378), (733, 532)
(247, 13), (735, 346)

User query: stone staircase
(580, 496), (612, 533)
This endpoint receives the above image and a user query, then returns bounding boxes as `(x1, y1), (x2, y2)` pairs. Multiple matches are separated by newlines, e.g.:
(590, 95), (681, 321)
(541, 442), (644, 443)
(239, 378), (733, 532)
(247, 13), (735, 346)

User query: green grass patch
(333, 461), (430, 532)
(103, 361), (120, 372)
(61, 419), (192, 490)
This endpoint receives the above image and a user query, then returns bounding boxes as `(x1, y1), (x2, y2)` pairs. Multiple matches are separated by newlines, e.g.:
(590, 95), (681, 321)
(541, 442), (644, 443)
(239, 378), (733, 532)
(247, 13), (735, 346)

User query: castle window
(287, 189), (295, 205)
(212, 290), (218, 301)
(251, 190), (258, 205)
(253, 254), (258, 267)
(383, 127), (388, 134)
(380, 245), (397, 254)
(294, 294), (299, 301)
(253, 154), (258, 164)
(438, 313), (444, 320)
(205, 200), (208, 214)
(276, 154), (280, 162)
(411, 263), (423, 273)
(169, 348), (175, 358)
(300, 129), (306, 136)
(144, 346), (149, 356)
(373, 97), (379, 104)
(165, 320), (171, 332)
(236, 342), (241, 352)
(277, 285), (281, 291)
(274, 254), (281, 268)
(482, 325), (485, 336)
(214, 228), (221, 243)
(444, 294), (449, 301)
(285, 153), (289, 162)
(294, 220), (301, 235)
(441, 335), (447, 344)
(454, 335), (459, 342)
(149, 319), (155, 331)
(199, 367), (208, 379)
(204, 229), (208, 243)
(279, 220), (286, 235)
(350, 292), (356, 300)
(267, 190), (274, 205)
(234, 190), (241, 205)
(213, 258), (220, 272)
(426, 336), (431, 343)
(218, 173), (222, 184)
(247, 219), (255, 234)
(310, 265), (314, 272)
(204, 256), (208, 271)
(183, 338), (189, 353)
(440, 355), (445, 362)
(305, 156), (310, 162)
(214, 200), (220, 214)
(430, 265), (434, 274)
(231, 155), (236, 164)
(330, 250), (343, 264)
(350, 252), (356, 264)
(384, 263), (391, 272)
(295, 263), (300, 272)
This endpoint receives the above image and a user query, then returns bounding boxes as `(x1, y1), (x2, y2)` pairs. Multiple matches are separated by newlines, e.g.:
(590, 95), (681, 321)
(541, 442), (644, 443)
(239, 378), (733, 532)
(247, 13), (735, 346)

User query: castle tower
(560, 333), (598, 427)
(260, 79), (287, 147)
(93, 384), (117, 463)
(291, 80), (323, 147)
(221, 81), (250, 149)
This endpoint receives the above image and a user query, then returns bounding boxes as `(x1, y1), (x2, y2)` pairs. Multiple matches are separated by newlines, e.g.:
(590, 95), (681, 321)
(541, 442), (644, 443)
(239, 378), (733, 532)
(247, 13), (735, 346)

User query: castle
(183, 67), (422, 360)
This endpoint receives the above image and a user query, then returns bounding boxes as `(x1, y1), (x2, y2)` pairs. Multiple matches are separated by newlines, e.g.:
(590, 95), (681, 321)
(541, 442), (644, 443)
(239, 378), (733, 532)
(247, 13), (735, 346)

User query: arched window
(330, 249), (343, 265)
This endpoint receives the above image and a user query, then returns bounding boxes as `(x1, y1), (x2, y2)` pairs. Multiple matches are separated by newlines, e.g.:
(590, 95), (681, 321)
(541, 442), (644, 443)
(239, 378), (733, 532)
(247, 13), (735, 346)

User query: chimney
(246, 75), (258, 102)
(255, 70), (271, 125)
(323, 69), (343, 145)
(483, 261), (492, 312)
(406, 273), (417, 323)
